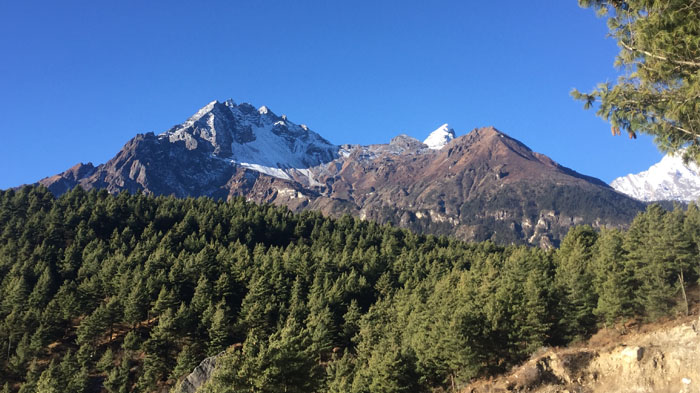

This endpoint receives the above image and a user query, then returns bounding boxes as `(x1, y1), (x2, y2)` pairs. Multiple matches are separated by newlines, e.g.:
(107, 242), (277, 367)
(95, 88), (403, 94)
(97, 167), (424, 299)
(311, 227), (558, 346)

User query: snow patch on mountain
(424, 124), (455, 149)
(237, 162), (293, 181)
(611, 151), (700, 202)
(184, 100), (219, 127)
(163, 100), (339, 182)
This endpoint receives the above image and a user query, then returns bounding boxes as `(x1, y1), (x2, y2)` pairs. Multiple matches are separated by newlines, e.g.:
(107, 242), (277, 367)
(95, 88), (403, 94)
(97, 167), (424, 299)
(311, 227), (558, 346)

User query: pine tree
(138, 309), (178, 389)
(122, 331), (139, 351)
(684, 202), (700, 283)
(592, 228), (633, 326)
(35, 360), (61, 393)
(201, 319), (320, 393)
(104, 356), (130, 393)
(170, 345), (198, 382)
(152, 285), (177, 317)
(18, 359), (41, 393)
(662, 207), (696, 316)
(573, 0), (700, 163)
(365, 340), (420, 393)
(28, 266), (54, 309)
(123, 278), (148, 328)
(325, 352), (357, 393)
(306, 305), (336, 362)
(237, 274), (277, 335)
(190, 276), (213, 317)
(9, 333), (32, 375)
(554, 226), (598, 340)
(263, 318), (321, 393)
(76, 304), (109, 351)
(96, 348), (114, 373)
(624, 204), (675, 319)
(60, 350), (88, 393)
(341, 300), (362, 348)
(208, 301), (230, 355)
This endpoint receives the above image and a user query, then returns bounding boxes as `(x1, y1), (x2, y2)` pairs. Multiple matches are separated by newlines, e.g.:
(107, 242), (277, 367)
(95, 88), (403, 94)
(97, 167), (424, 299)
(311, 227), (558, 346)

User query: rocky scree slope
(38, 100), (644, 246)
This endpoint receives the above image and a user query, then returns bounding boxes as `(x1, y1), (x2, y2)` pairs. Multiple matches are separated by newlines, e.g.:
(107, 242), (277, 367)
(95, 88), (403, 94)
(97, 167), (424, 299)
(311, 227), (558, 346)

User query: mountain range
(37, 99), (646, 247)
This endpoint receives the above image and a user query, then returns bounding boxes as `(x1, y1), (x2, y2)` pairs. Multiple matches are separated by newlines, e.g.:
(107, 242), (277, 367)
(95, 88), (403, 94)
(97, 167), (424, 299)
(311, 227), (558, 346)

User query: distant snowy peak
(424, 123), (456, 149)
(611, 151), (700, 202)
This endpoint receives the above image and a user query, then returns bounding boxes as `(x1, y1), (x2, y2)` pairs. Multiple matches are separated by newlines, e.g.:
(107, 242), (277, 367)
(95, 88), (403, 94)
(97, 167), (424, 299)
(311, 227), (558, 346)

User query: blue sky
(0, 1), (662, 189)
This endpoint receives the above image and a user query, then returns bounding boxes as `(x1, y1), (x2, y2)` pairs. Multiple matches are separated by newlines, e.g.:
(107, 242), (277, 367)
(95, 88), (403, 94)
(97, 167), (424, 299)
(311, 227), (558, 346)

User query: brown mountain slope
(37, 101), (644, 246)
(298, 127), (643, 246)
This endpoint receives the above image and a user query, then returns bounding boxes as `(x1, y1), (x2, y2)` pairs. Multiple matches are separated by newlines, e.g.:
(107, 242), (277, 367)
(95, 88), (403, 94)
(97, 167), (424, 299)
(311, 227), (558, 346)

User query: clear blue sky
(0, 0), (662, 189)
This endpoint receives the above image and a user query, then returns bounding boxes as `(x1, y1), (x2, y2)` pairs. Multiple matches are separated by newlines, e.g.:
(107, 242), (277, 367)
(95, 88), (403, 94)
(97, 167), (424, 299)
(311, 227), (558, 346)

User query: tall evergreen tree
(208, 301), (231, 355)
(554, 226), (598, 340)
(592, 228), (633, 326)
(573, 0), (700, 163)
(624, 204), (676, 319)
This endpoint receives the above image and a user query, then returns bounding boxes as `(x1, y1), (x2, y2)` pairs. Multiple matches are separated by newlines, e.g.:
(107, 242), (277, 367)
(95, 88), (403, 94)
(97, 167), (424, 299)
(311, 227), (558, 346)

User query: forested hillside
(0, 186), (698, 393)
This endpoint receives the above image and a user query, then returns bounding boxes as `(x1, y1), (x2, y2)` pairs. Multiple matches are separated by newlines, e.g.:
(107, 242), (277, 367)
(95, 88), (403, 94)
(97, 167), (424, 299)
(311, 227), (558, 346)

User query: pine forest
(0, 186), (698, 392)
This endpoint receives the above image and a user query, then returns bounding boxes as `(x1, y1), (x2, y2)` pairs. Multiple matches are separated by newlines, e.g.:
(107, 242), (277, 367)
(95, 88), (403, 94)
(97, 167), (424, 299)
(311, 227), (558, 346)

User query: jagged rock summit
(37, 99), (644, 246)
(611, 150), (700, 202)
(164, 99), (338, 178)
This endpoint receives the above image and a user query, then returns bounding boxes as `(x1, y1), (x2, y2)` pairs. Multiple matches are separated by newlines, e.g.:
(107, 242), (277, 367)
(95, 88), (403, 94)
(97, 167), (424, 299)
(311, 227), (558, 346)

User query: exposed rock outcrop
(172, 353), (222, 393)
(465, 315), (700, 393)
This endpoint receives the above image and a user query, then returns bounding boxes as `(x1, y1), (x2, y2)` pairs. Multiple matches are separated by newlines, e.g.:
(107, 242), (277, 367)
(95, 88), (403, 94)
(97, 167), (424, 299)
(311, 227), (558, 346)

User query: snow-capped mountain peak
(611, 150), (700, 202)
(161, 100), (339, 181)
(424, 123), (456, 149)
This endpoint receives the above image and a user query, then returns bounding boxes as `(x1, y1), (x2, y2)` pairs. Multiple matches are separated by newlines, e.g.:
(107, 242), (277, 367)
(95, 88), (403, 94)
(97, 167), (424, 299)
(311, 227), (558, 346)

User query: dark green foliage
(201, 319), (320, 393)
(0, 186), (696, 392)
(554, 226), (599, 341)
(592, 228), (634, 326)
(684, 203), (700, 283)
(170, 345), (198, 382)
(625, 204), (699, 320)
(573, 0), (700, 164)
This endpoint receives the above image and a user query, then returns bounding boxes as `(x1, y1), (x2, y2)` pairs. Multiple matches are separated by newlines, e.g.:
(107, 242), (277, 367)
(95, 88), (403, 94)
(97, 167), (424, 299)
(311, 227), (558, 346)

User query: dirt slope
(464, 315), (700, 393)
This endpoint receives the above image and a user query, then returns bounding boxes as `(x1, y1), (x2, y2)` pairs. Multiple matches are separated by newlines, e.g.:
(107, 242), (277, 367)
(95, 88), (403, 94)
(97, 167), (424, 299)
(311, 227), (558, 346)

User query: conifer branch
(619, 40), (700, 68)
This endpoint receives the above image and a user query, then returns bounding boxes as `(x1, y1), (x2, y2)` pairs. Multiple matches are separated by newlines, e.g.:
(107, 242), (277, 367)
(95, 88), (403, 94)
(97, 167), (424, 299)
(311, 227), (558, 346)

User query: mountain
(423, 123), (455, 149)
(611, 150), (700, 202)
(37, 99), (645, 246)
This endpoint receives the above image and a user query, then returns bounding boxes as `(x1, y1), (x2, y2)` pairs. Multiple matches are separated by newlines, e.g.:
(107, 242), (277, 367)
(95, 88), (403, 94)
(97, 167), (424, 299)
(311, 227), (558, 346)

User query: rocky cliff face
(37, 99), (645, 246)
(465, 315), (700, 393)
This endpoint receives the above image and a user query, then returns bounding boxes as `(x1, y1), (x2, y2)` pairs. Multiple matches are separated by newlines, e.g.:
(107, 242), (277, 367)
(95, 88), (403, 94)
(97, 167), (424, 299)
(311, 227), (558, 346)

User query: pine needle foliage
(573, 0), (700, 164)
